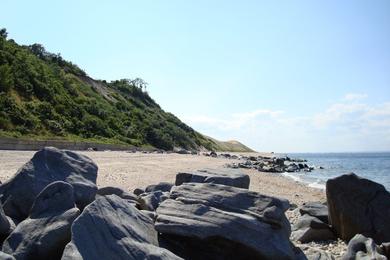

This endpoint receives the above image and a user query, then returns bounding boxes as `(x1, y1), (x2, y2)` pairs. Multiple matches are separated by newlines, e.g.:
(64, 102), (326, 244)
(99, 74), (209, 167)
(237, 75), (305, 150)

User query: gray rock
(380, 242), (390, 258)
(96, 186), (139, 207)
(0, 207), (11, 239)
(175, 168), (250, 189)
(139, 191), (169, 211)
(145, 182), (173, 193)
(305, 248), (335, 260)
(155, 183), (297, 259)
(61, 195), (181, 260)
(0, 252), (15, 260)
(0, 147), (97, 221)
(342, 234), (387, 260)
(300, 202), (329, 224)
(326, 173), (390, 243)
(2, 181), (80, 259)
(291, 214), (335, 243)
(133, 188), (145, 196)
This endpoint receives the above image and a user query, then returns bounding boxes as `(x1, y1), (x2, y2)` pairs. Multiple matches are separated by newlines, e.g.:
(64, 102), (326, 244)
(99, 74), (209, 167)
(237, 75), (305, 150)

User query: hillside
(204, 136), (254, 152)
(0, 29), (251, 151)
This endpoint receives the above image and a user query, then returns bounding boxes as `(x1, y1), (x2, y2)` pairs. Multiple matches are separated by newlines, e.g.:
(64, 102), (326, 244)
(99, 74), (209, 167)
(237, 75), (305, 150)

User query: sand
(0, 150), (325, 205)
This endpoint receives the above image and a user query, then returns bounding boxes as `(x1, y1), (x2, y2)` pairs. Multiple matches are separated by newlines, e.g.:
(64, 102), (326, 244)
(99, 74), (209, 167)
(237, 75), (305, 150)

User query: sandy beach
(0, 150), (325, 206)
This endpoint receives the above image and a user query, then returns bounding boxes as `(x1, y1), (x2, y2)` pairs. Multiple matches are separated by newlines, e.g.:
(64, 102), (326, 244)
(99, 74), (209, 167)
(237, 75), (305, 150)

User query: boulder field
(0, 147), (388, 260)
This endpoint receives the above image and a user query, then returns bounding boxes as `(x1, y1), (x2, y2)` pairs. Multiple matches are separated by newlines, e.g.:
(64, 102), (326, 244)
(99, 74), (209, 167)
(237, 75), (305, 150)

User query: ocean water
(279, 152), (390, 191)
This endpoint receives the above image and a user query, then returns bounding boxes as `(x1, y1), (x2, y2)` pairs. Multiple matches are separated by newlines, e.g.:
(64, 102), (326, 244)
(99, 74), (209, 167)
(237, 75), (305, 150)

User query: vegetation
(0, 28), (225, 150)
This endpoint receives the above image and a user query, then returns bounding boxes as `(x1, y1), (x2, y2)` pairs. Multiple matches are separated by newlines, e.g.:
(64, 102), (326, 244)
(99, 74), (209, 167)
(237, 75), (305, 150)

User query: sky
(2, 0), (390, 152)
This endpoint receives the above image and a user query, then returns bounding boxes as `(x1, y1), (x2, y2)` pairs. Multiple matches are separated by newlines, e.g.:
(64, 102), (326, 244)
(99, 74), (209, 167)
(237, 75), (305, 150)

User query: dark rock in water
(145, 182), (173, 193)
(326, 173), (390, 243)
(96, 186), (139, 207)
(155, 183), (297, 259)
(133, 188), (145, 196)
(299, 202), (329, 224)
(0, 147), (98, 221)
(0, 252), (15, 260)
(139, 191), (169, 211)
(61, 195), (181, 260)
(291, 214), (335, 243)
(175, 168), (250, 189)
(2, 181), (80, 260)
(342, 234), (387, 260)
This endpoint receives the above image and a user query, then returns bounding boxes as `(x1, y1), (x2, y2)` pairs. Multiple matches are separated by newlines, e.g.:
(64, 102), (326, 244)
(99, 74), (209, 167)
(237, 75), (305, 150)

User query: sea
(279, 152), (390, 191)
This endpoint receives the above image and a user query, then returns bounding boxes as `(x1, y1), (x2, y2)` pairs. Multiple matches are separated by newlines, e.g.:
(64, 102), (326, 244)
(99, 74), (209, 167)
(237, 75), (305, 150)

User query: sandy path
(0, 150), (325, 205)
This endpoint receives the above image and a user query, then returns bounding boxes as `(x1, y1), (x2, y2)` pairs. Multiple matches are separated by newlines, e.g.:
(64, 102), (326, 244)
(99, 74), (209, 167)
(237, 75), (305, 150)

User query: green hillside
(0, 28), (224, 151)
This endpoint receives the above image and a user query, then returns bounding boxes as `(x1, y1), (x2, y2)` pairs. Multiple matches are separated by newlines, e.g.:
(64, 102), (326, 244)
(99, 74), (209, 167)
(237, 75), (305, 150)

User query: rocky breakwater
(225, 154), (315, 173)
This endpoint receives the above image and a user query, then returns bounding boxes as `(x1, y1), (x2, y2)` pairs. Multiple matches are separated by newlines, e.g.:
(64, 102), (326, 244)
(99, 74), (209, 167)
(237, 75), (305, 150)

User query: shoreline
(0, 150), (325, 206)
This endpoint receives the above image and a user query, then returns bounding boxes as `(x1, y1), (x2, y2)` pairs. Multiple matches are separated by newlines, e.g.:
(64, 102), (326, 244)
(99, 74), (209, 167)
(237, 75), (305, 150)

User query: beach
(0, 150), (325, 205)
(0, 150), (351, 258)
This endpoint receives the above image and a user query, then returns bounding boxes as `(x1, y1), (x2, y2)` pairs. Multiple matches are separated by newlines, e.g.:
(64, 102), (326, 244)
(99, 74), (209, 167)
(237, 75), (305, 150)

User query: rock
(155, 183), (297, 259)
(304, 248), (335, 260)
(342, 234), (387, 260)
(380, 242), (390, 258)
(0, 252), (15, 260)
(139, 191), (169, 211)
(175, 168), (250, 189)
(300, 202), (329, 224)
(291, 214), (335, 243)
(0, 207), (11, 239)
(209, 151), (217, 157)
(286, 164), (299, 172)
(326, 173), (390, 243)
(145, 182), (173, 193)
(96, 186), (139, 207)
(61, 195), (181, 260)
(133, 188), (145, 196)
(2, 181), (80, 259)
(0, 147), (98, 221)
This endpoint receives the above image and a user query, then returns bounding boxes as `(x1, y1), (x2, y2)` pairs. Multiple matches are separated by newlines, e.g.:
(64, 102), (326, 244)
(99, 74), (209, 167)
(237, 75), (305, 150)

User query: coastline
(0, 150), (325, 205)
(0, 150), (347, 257)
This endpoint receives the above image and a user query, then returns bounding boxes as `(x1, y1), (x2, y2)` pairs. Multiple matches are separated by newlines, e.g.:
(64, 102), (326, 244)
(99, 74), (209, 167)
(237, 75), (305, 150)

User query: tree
(0, 28), (7, 39)
(29, 43), (46, 59)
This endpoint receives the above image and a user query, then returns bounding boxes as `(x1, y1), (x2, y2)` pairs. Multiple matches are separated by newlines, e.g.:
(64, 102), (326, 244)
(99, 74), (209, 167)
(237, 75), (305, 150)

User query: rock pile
(225, 155), (315, 173)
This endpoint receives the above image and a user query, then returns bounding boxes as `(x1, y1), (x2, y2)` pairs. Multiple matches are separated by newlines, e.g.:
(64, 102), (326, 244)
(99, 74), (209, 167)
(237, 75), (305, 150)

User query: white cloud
(181, 94), (390, 152)
(343, 93), (368, 101)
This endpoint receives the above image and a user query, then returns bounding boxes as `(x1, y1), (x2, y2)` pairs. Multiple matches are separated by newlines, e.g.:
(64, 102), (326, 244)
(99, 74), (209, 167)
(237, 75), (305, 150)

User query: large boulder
(2, 181), (80, 259)
(61, 195), (181, 260)
(326, 173), (390, 243)
(0, 147), (98, 221)
(96, 186), (139, 207)
(299, 202), (329, 224)
(0, 207), (12, 242)
(155, 183), (297, 259)
(175, 168), (250, 189)
(342, 234), (387, 260)
(139, 191), (169, 211)
(145, 182), (173, 193)
(291, 214), (335, 243)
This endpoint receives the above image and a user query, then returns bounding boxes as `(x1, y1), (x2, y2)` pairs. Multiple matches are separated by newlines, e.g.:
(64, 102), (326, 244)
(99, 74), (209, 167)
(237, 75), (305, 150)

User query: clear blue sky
(3, 0), (390, 152)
